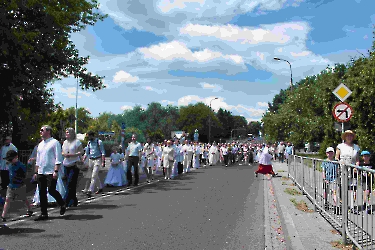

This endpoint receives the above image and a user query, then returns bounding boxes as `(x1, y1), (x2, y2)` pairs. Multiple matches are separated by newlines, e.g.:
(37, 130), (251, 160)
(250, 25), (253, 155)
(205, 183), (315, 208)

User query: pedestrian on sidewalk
(1, 150), (33, 222)
(335, 130), (360, 214)
(62, 128), (83, 207)
(33, 125), (66, 221)
(0, 136), (18, 203)
(359, 150), (372, 214)
(104, 146), (126, 187)
(321, 147), (340, 214)
(125, 134), (142, 187)
(277, 142), (286, 163)
(255, 144), (278, 177)
(82, 131), (106, 197)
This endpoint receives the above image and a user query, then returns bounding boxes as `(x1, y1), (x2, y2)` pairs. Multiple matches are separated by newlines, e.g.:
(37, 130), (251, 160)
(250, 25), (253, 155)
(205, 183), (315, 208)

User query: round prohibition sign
(332, 102), (353, 122)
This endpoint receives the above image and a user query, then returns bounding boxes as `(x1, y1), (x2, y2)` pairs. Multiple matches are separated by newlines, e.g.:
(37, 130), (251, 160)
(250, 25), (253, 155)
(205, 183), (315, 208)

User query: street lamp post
(274, 57), (293, 90)
(209, 97), (218, 144)
(75, 77), (79, 133)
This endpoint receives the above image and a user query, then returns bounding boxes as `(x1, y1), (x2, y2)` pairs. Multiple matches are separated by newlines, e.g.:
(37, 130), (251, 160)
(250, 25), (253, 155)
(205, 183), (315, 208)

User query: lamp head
(274, 57), (280, 61)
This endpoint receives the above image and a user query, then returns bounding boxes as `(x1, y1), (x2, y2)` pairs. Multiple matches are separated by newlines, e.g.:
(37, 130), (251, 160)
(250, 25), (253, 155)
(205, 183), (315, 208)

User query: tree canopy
(262, 31), (375, 154)
(0, 0), (106, 147)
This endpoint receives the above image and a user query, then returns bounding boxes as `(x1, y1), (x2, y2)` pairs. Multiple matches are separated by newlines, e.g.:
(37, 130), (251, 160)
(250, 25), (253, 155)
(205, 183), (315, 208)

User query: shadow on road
(75, 204), (121, 210)
(0, 226), (45, 236)
(59, 214), (103, 221)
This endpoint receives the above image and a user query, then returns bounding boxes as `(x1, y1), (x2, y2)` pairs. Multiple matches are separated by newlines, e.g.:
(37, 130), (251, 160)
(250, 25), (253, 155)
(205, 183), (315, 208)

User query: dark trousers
(0, 170), (9, 190)
(127, 156), (139, 185)
(223, 155), (229, 165)
(38, 174), (65, 215)
(177, 162), (183, 174)
(64, 166), (80, 206)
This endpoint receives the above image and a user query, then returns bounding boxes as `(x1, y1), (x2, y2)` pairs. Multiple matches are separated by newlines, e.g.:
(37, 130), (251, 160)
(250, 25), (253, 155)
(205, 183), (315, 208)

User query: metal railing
(289, 155), (375, 249)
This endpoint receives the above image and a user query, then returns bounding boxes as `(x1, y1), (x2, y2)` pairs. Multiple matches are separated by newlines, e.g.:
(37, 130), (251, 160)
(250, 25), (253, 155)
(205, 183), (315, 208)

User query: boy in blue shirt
(1, 150), (33, 222)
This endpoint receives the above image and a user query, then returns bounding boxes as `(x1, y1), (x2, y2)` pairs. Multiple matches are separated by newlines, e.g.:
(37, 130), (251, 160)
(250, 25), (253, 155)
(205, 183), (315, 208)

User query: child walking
(1, 150), (33, 222)
(104, 147), (126, 187)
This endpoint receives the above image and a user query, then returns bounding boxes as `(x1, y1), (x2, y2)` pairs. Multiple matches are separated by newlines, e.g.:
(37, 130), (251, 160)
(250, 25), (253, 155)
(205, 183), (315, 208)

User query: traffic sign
(332, 102), (353, 122)
(332, 83), (352, 102)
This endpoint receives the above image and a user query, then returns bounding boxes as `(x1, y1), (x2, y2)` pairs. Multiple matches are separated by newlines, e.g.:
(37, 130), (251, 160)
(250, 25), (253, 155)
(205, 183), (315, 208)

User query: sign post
(332, 83), (352, 139)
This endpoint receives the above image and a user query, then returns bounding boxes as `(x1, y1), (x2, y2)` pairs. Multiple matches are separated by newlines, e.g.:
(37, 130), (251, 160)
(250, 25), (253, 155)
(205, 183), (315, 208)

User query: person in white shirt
(0, 136), (18, 191)
(255, 144), (278, 178)
(208, 142), (219, 166)
(143, 138), (155, 183)
(162, 140), (175, 179)
(221, 144), (229, 167)
(61, 128), (83, 207)
(33, 125), (66, 221)
(181, 140), (193, 173)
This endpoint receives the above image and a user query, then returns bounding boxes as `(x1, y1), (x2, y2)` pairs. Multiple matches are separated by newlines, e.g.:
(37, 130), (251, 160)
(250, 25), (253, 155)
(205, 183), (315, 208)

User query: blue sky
(51, 0), (375, 122)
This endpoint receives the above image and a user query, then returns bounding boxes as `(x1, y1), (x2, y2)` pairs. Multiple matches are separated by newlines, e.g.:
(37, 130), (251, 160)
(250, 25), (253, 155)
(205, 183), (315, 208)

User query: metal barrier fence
(289, 155), (375, 249)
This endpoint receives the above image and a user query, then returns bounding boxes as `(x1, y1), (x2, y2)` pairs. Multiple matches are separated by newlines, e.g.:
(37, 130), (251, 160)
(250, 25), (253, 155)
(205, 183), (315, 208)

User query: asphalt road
(0, 161), (265, 250)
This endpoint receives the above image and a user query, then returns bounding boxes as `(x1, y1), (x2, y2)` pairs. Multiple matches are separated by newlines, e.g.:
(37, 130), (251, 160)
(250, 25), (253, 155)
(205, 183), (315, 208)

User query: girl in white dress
(335, 130), (360, 214)
(104, 147), (127, 187)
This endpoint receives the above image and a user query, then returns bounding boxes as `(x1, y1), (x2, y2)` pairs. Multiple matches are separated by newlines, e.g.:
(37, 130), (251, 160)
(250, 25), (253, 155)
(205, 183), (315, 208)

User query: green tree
(0, 0), (106, 148)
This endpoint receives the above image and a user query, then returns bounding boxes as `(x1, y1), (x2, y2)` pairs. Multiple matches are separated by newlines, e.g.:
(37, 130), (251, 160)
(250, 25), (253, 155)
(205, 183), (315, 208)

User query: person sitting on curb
(1, 150), (33, 223)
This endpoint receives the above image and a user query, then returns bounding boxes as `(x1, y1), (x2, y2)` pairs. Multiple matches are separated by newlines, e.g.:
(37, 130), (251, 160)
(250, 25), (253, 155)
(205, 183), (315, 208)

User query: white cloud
(113, 70), (139, 83)
(180, 23), (305, 45)
(120, 105), (133, 111)
(199, 82), (223, 92)
(161, 100), (175, 105)
(142, 86), (167, 94)
(138, 41), (244, 64)
(177, 95), (266, 118)
(257, 102), (269, 107)
(291, 51), (311, 57)
(59, 87), (92, 99)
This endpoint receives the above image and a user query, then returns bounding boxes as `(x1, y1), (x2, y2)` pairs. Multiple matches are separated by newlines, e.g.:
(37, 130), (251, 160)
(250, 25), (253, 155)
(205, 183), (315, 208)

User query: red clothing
(255, 164), (275, 175)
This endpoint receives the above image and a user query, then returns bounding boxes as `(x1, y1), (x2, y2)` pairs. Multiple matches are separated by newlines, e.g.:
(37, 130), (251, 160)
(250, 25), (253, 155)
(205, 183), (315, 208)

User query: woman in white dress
(104, 146), (127, 187)
(208, 142), (219, 166)
(162, 140), (175, 179)
(193, 142), (200, 169)
(335, 130), (360, 214)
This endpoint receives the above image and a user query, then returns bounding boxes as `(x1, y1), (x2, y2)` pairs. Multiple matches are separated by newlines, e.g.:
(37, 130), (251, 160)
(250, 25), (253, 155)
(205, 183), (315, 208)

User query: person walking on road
(82, 131), (106, 197)
(277, 142), (286, 163)
(255, 144), (277, 177)
(181, 140), (192, 173)
(162, 140), (175, 179)
(62, 128), (83, 207)
(1, 150), (33, 222)
(33, 125), (66, 221)
(125, 134), (142, 188)
(143, 138), (155, 183)
(0, 136), (18, 198)
(208, 142), (219, 166)
(104, 146), (126, 187)
(335, 130), (360, 214)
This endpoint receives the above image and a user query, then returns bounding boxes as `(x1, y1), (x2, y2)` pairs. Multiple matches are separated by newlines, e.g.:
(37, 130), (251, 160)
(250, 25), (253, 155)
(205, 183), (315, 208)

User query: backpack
(87, 139), (103, 154)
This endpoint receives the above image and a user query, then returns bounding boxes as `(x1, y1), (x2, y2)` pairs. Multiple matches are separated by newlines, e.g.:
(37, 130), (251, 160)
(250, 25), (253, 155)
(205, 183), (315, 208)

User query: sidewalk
(264, 161), (341, 250)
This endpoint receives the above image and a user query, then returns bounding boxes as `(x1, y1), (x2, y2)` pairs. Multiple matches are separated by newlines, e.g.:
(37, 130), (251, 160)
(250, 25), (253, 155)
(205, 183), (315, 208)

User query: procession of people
(0, 125), (292, 223)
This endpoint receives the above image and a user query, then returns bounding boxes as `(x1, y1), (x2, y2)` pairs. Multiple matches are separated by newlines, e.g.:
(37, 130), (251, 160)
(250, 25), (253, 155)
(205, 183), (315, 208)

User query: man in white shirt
(33, 125), (66, 221)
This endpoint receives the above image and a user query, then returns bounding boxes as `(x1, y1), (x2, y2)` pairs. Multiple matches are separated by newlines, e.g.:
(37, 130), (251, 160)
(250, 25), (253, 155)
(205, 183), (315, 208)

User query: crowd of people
(0, 123), (296, 223)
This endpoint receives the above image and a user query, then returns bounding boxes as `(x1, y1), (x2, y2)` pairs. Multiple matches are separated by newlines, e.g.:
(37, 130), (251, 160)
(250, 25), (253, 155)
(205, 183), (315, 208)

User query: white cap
(326, 147), (335, 153)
